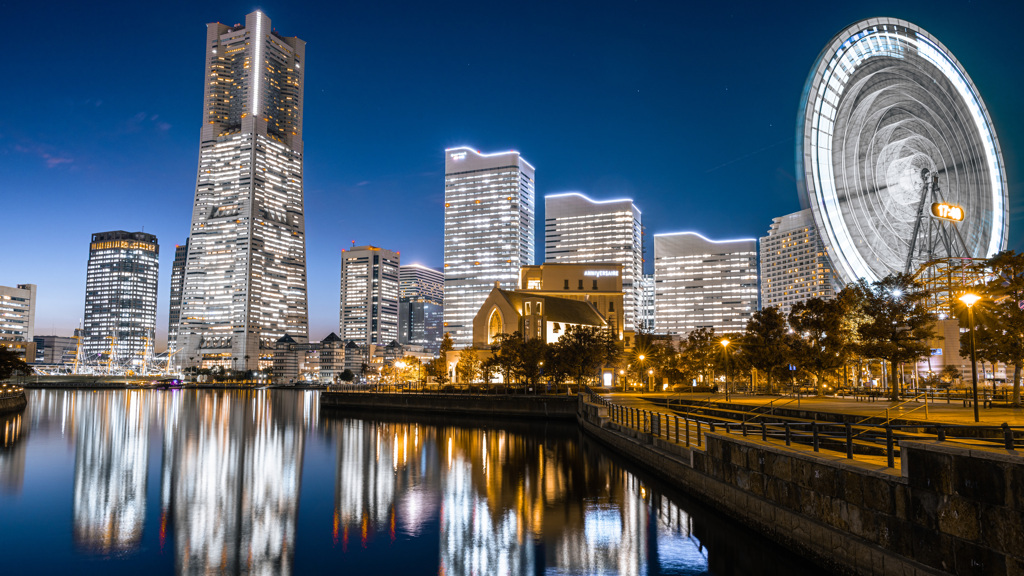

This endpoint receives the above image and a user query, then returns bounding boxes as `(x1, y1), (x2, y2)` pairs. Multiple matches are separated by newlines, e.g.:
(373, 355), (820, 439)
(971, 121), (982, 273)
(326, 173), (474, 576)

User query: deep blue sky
(2, 0), (1021, 346)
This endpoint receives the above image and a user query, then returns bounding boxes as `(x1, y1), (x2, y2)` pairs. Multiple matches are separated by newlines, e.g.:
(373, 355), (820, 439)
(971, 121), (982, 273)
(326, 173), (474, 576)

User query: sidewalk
(604, 391), (1024, 427)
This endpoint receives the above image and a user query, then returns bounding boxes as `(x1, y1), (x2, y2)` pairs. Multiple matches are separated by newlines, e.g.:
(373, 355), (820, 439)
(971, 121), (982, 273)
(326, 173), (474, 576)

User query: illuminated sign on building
(450, 152), (466, 161)
(583, 270), (619, 278)
(930, 202), (965, 222)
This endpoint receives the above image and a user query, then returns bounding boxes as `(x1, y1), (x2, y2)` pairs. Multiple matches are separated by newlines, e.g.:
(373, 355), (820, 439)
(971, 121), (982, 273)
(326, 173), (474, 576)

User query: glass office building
(443, 147), (535, 348)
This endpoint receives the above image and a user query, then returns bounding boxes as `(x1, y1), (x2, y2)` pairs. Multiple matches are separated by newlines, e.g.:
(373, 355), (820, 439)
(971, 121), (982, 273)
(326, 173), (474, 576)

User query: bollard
(845, 423), (853, 459)
(885, 425), (894, 468)
(1003, 423), (1015, 451)
(785, 422), (791, 446)
(936, 424), (945, 442)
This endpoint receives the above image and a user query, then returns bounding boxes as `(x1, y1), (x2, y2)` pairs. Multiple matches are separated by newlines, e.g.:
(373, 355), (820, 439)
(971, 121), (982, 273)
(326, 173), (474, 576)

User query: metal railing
(580, 388), (1022, 469)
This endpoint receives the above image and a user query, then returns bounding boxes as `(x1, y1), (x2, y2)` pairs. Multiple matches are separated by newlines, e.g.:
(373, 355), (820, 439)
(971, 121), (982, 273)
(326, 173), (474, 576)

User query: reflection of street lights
(959, 292), (981, 422)
(721, 339), (731, 401)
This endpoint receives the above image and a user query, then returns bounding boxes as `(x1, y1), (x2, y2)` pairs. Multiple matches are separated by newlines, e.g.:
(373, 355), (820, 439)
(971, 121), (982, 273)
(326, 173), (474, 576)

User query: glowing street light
(959, 292), (982, 422)
(720, 339), (732, 401)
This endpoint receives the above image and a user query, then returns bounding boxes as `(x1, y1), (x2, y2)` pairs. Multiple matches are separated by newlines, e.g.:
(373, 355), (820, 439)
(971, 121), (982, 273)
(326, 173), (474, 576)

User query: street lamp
(638, 354), (646, 391)
(959, 292), (982, 422)
(720, 339), (731, 401)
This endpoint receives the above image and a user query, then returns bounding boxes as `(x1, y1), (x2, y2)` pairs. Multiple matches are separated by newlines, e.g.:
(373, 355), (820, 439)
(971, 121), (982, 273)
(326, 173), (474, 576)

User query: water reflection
(72, 390), (150, 553)
(4, 390), (825, 575)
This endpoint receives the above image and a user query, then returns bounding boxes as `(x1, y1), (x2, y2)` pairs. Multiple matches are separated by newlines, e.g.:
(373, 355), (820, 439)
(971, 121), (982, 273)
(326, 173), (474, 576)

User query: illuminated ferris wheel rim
(796, 17), (1009, 284)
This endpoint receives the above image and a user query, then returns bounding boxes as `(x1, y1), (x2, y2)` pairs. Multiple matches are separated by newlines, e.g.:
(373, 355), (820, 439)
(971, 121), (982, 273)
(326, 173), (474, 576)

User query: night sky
(2, 0), (1022, 347)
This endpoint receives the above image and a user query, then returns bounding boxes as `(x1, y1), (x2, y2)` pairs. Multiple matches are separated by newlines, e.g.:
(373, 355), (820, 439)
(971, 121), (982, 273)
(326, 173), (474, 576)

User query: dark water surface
(0, 389), (828, 575)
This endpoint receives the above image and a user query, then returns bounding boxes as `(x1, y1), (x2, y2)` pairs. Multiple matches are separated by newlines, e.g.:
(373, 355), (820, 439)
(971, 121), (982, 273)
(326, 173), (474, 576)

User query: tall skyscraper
(340, 245), (400, 347)
(639, 273), (655, 333)
(0, 283), (37, 362)
(82, 231), (159, 371)
(444, 147), (535, 348)
(544, 193), (643, 332)
(178, 11), (309, 371)
(166, 240), (188, 355)
(759, 209), (840, 315)
(653, 232), (758, 336)
(398, 264), (443, 352)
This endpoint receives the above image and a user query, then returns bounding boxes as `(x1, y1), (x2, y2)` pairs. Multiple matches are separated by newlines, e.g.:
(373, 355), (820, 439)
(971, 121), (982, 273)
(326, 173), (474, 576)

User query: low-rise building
(471, 283), (609, 347)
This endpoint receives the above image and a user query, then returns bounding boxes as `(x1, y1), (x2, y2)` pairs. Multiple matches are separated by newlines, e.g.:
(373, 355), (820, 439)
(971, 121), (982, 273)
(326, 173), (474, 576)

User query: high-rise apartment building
(340, 245), (400, 347)
(544, 193), (643, 332)
(639, 273), (655, 333)
(178, 11), (309, 371)
(443, 147), (535, 348)
(166, 240), (188, 355)
(82, 231), (159, 370)
(0, 283), (37, 362)
(654, 232), (758, 336)
(759, 209), (840, 315)
(398, 264), (443, 352)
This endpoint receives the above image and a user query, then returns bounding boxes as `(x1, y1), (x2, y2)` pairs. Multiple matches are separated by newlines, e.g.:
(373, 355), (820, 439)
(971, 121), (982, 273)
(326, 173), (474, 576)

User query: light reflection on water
(0, 389), (825, 575)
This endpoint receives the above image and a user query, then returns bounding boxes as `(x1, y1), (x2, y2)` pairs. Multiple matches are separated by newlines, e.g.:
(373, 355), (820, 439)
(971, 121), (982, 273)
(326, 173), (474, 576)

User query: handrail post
(845, 423), (853, 459)
(885, 425), (894, 468)
(709, 421), (716, 433)
(685, 418), (691, 446)
(675, 416), (679, 443)
(1003, 423), (1014, 451)
(785, 423), (791, 446)
(742, 421), (747, 437)
(812, 422), (819, 452)
(697, 420), (702, 447)
(936, 424), (945, 442)
(761, 421), (767, 441)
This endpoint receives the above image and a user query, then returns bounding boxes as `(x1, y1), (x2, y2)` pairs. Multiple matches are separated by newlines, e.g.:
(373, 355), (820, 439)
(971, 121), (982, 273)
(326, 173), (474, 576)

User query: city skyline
(3, 0), (1023, 345)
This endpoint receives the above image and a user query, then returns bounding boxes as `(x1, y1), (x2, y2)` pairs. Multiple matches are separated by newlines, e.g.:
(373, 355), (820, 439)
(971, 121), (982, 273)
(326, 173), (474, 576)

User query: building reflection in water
(164, 390), (306, 575)
(72, 390), (150, 553)
(0, 410), (27, 493)
(323, 416), (715, 575)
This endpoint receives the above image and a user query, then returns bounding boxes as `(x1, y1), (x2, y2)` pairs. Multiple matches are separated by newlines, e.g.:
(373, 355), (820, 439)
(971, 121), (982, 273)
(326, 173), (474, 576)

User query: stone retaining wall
(578, 396), (1024, 576)
(0, 392), (27, 414)
(321, 392), (577, 420)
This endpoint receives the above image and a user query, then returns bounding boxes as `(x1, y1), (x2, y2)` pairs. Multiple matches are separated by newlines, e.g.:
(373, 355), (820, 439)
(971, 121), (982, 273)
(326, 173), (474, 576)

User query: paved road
(600, 391), (1024, 426)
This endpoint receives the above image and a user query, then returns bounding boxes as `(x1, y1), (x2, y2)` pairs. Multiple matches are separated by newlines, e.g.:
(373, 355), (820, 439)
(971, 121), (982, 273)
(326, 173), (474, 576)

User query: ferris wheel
(797, 17), (1009, 285)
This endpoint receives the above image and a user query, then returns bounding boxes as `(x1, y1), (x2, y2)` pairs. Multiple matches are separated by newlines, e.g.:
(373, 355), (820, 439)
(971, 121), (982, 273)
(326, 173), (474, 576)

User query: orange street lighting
(720, 339), (732, 401)
(959, 292), (982, 422)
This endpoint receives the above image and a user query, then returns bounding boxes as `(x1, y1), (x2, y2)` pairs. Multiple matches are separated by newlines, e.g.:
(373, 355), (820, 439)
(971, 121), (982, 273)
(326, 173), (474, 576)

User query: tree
(857, 274), (934, 400)
(339, 368), (355, 383)
(490, 332), (523, 385)
(456, 348), (481, 384)
(741, 307), (791, 393)
(518, 338), (547, 388)
(550, 325), (606, 386)
(957, 250), (1024, 406)
(678, 328), (718, 388)
(0, 345), (31, 381)
(433, 332), (454, 385)
(789, 296), (858, 395)
(939, 365), (961, 389)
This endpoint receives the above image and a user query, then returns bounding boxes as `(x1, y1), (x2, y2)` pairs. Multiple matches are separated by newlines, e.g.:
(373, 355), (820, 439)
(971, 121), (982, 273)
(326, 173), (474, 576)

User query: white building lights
(653, 232), (757, 336)
(177, 11), (308, 371)
(340, 246), (400, 347)
(82, 231), (159, 371)
(443, 147), (535, 348)
(544, 193), (642, 332)
(759, 209), (840, 315)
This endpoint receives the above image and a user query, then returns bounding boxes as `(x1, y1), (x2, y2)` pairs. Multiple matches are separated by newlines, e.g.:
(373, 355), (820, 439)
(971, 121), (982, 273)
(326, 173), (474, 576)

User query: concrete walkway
(602, 391), (1024, 427)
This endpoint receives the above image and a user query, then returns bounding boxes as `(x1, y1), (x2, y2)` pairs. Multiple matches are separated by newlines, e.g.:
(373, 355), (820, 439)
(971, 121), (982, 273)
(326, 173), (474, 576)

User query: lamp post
(648, 368), (654, 392)
(959, 292), (981, 422)
(638, 354), (646, 392)
(721, 339), (731, 401)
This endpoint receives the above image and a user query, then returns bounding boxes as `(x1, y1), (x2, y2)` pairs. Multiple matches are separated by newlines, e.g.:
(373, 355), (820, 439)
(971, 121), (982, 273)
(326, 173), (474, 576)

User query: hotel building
(82, 231), (159, 370)
(654, 232), (758, 335)
(443, 147), (535, 348)
(399, 264), (443, 352)
(544, 193), (643, 331)
(0, 283), (37, 362)
(340, 245), (400, 347)
(177, 11), (309, 371)
(759, 209), (840, 315)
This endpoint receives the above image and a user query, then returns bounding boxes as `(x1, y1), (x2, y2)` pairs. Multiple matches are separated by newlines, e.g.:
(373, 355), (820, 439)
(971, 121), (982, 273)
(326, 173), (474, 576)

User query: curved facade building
(797, 17), (1008, 284)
